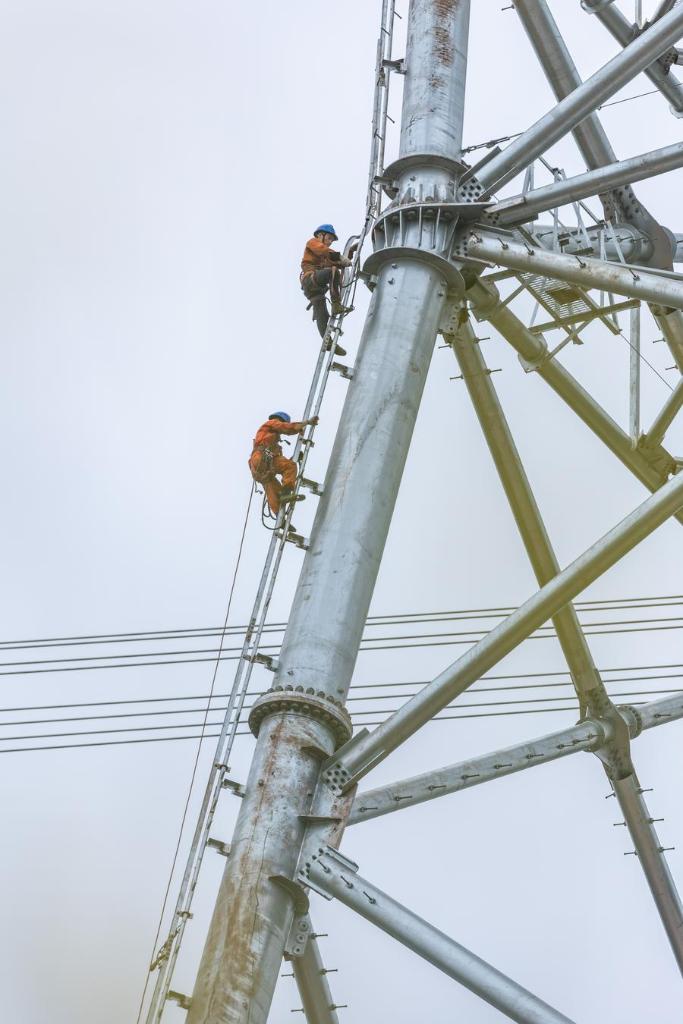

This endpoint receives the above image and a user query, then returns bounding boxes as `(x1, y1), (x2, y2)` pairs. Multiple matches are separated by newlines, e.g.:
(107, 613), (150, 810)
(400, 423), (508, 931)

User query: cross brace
(348, 690), (683, 824)
(325, 467), (683, 790)
(302, 847), (575, 1024)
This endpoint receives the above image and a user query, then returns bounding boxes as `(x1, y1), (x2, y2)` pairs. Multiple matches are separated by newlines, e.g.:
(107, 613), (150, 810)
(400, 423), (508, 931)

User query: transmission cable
(0, 612), (680, 679)
(615, 326), (675, 392)
(0, 593), (679, 653)
(4, 671), (683, 729)
(4, 694), (679, 756)
(0, 593), (679, 654)
(134, 483), (254, 1024)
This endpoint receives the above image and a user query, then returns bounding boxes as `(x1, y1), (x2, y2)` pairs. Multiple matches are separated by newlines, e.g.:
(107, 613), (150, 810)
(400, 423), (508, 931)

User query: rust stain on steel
(216, 720), (288, 1018)
(431, 0), (458, 89)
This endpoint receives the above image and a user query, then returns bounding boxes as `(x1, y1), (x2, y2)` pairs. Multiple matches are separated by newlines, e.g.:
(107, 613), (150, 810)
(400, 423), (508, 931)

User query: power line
(0, 614), (679, 680)
(134, 483), (254, 1024)
(0, 593), (679, 653)
(1, 697), (676, 756)
(3, 660), (682, 716)
(0, 687), (678, 745)
(616, 327), (675, 392)
(462, 88), (667, 160)
(3, 672), (683, 727)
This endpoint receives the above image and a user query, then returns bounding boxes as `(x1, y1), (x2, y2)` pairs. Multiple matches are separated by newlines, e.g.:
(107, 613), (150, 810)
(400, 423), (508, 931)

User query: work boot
(279, 490), (304, 505)
(325, 339), (347, 357)
(331, 300), (354, 317)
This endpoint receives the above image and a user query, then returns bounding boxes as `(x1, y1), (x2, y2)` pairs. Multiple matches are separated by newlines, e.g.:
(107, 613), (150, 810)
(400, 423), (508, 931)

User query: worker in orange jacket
(300, 223), (354, 350)
(249, 411), (318, 516)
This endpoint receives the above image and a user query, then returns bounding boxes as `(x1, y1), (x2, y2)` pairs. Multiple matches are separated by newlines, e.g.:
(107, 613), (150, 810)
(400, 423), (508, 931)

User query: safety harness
(250, 443), (277, 483)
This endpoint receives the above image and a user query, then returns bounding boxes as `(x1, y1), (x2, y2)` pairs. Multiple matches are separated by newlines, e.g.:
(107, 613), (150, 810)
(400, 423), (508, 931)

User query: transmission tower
(141, 2), (683, 1021)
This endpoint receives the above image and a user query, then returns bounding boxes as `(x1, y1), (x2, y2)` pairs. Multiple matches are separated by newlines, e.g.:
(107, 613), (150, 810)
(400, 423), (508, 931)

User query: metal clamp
(284, 913), (313, 958)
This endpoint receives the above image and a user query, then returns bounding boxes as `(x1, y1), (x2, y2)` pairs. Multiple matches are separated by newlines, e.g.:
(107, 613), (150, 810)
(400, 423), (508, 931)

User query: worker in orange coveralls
(249, 412), (318, 516)
(300, 224), (354, 351)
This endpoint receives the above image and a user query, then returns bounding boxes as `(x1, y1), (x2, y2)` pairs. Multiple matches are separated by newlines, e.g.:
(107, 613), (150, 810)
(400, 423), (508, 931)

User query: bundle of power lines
(0, 593), (681, 754)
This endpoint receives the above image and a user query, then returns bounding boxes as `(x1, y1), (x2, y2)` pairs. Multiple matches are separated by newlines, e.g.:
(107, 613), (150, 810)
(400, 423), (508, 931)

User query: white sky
(0, 1), (682, 1021)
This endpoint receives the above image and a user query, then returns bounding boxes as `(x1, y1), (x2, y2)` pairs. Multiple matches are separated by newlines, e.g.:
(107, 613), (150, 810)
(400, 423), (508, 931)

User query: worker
(300, 224), (354, 351)
(249, 411), (318, 516)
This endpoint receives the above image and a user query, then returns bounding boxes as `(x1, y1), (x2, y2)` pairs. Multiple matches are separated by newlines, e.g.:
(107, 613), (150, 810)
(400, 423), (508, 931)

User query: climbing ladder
(140, 5), (402, 1020)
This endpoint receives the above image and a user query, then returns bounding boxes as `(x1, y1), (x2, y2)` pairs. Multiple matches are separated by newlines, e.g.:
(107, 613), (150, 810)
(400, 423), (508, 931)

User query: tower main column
(186, 4), (471, 1021)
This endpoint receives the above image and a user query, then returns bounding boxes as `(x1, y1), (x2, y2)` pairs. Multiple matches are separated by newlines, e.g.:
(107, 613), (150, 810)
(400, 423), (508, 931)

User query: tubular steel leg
(477, 5), (683, 192)
(651, 304), (683, 372)
(467, 278), (682, 516)
(186, 4), (472, 1021)
(644, 376), (683, 447)
(290, 930), (341, 1024)
(630, 304), (641, 442)
(513, 0), (675, 262)
(328, 467), (683, 787)
(186, 713), (341, 1024)
(587, 0), (683, 115)
(447, 314), (608, 716)
(612, 772), (683, 973)
(303, 848), (576, 1024)
(514, 0), (617, 168)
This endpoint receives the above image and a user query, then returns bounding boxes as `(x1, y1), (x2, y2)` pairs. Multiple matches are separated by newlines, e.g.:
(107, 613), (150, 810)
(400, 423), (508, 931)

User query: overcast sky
(0, 1), (682, 1022)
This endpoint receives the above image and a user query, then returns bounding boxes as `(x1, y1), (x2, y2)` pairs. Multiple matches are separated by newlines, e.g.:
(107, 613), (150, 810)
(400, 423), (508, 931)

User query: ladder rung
(382, 57), (405, 74)
(300, 477), (324, 496)
(207, 838), (232, 858)
(243, 652), (278, 671)
(222, 778), (246, 797)
(167, 991), (192, 1011)
(277, 528), (309, 550)
(331, 362), (354, 381)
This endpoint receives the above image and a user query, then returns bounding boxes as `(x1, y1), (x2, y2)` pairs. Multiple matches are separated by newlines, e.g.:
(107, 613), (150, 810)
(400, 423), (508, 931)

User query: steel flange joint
(248, 685), (353, 750)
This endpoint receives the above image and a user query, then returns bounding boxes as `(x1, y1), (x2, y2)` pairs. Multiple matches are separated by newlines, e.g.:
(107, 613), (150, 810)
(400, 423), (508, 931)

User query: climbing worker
(300, 224), (355, 351)
(249, 411), (318, 517)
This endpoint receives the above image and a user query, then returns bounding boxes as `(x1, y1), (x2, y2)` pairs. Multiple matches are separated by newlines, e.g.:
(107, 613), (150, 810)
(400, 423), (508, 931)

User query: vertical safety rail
(140, 3), (401, 1020)
(367, 0), (400, 222)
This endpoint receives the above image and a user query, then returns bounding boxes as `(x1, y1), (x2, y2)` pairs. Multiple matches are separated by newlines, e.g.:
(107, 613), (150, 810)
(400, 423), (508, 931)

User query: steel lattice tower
(142, 3), (683, 1021)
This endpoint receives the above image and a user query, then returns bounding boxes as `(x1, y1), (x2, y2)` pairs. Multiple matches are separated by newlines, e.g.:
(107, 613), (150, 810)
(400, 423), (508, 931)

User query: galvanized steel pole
(612, 773), (683, 972)
(447, 315), (607, 714)
(186, 4), (471, 1021)
(644, 377), (683, 448)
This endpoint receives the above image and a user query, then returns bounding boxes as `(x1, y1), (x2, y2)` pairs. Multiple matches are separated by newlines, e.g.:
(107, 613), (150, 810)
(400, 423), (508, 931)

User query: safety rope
(135, 483), (254, 1024)
(139, 2), (400, 1017)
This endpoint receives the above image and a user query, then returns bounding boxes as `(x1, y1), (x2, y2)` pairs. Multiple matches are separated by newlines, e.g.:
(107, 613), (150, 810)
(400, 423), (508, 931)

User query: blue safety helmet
(314, 223), (338, 240)
(269, 411), (291, 423)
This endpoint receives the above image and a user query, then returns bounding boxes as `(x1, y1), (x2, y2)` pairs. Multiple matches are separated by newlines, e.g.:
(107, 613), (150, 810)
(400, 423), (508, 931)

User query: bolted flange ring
(249, 685), (353, 749)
